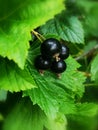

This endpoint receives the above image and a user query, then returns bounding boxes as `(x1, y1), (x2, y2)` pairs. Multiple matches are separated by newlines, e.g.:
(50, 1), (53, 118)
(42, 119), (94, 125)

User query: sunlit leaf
(0, 0), (64, 69)
(0, 58), (36, 92)
(75, 103), (98, 117)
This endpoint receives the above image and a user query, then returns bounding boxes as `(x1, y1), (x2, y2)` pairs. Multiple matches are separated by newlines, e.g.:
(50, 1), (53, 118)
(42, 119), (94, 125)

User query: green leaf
(77, 0), (98, 37)
(0, 90), (7, 102)
(40, 14), (84, 44)
(91, 54), (98, 83)
(23, 39), (86, 116)
(84, 41), (97, 53)
(75, 103), (98, 117)
(84, 4), (98, 37)
(3, 98), (67, 130)
(45, 114), (67, 130)
(76, 0), (98, 13)
(0, 58), (36, 92)
(0, 114), (4, 122)
(0, 0), (64, 69)
(0, 28), (30, 69)
(3, 98), (46, 130)
(67, 114), (98, 130)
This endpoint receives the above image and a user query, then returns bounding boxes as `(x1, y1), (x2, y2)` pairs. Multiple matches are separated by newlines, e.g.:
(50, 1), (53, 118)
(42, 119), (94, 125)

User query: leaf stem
(31, 30), (46, 43)
(75, 44), (98, 61)
(76, 70), (91, 77)
(84, 83), (98, 87)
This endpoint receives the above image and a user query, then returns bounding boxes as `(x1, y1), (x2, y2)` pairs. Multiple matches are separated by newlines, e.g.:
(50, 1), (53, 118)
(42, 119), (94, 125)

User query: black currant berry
(40, 38), (61, 59)
(34, 55), (51, 70)
(59, 44), (69, 60)
(51, 60), (67, 74)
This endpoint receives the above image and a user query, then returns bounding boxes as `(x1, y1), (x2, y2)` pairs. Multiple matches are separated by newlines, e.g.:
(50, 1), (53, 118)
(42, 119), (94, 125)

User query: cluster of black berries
(34, 38), (69, 77)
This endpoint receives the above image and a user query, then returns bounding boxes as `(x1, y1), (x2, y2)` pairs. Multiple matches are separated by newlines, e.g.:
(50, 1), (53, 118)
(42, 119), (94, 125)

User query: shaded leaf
(40, 14), (84, 44)
(0, 114), (4, 122)
(67, 114), (98, 130)
(3, 98), (67, 130)
(84, 41), (97, 53)
(3, 98), (46, 130)
(79, 0), (98, 37)
(91, 54), (98, 83)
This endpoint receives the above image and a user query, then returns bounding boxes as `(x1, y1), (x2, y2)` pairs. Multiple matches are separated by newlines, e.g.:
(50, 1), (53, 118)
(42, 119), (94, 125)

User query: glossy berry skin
(59, 44), (69, 60)
(40, 38), (61, 59)
(51, 60), (67, 73)
(34, 55), (51, 70)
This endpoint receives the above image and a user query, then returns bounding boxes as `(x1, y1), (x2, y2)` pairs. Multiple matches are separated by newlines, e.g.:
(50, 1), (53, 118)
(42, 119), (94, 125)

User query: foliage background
(0, 0), (98, 130)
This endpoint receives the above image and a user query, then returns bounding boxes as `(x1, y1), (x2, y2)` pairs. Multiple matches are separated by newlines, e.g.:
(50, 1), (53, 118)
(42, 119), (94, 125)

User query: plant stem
(76, 70), (91, 77)
(75, 44), (98, 61)
(31, 30), (46, 43)
(84, 83), (98, 87)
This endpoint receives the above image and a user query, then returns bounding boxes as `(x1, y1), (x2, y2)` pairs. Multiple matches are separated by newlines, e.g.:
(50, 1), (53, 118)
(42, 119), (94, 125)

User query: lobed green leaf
(40, 13), (84, 44)
(23, 39), (86, 116)
(0, 58), (36, 92)
(0, 0), (64, 69)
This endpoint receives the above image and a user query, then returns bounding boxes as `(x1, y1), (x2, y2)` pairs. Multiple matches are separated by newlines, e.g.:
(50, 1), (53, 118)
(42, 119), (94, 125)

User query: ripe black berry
(51, 60), (67, 74)
(34, 55), (51, 70)
(59, 44), (69, 60)
(40, 38), (61, 59)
